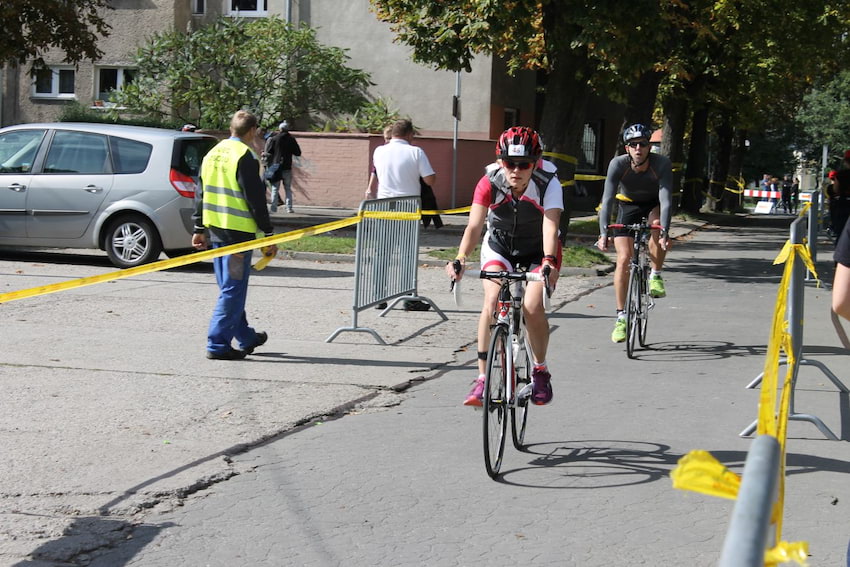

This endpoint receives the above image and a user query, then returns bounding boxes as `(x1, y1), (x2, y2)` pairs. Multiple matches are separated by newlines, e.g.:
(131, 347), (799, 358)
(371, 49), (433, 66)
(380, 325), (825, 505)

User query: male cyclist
(446, 127), (563, 406)
(597, 124), (672, 343)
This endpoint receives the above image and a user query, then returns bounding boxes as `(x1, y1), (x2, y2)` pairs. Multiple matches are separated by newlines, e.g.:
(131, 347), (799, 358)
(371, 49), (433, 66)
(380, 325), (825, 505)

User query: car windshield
(0, 130), (46, 173)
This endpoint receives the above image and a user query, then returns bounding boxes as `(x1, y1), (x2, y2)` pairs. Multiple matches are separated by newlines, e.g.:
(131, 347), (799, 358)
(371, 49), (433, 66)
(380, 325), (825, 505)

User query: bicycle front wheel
(511, 333), (531, 450)
(483, 325), (509, 478)
(626, 265), (641, 359)
(638, 265), (650, 347)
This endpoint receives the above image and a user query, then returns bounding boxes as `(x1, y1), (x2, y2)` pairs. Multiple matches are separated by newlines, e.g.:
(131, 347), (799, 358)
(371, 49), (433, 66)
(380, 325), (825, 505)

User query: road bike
(608, 221), (662, 358)
(452, 262), (551, 478)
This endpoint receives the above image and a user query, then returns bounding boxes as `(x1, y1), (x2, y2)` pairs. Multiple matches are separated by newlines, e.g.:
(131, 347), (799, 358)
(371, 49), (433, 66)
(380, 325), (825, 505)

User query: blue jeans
(270, 169), (293, 211)
(207, 244), (259, 354)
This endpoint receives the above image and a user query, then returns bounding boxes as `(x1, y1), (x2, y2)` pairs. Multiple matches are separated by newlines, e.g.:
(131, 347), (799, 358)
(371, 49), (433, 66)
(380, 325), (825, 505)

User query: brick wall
(290, 131), (496, 209)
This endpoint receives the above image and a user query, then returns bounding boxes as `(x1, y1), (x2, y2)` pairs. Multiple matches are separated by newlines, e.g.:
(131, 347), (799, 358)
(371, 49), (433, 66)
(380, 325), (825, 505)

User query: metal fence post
(717, 435), (780, 567)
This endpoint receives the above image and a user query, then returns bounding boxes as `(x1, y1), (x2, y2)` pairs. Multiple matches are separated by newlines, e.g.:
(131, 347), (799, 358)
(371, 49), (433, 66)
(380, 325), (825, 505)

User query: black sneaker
(403, 300), (431, 311)
(206, 348), (247, 360)
(244, 331), (268, 354)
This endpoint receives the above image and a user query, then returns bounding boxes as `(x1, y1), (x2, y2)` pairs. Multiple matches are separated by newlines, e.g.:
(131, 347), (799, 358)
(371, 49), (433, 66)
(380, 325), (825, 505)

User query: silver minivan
(0, 123), (218, 268)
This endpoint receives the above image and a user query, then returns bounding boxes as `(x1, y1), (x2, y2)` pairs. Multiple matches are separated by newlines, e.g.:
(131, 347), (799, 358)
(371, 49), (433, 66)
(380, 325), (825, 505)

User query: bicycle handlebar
(606, 223), (664, 231)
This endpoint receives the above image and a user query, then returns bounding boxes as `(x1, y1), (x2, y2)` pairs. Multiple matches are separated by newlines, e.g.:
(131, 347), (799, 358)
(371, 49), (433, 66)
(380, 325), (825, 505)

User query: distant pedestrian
(831, 151), (850, 241)
(781, 174), (793, 214)
(833, 217), (850, 321)
(791, 177), (800, 214)
(192, 110), (275, 360)
(264, 121), (302, 213)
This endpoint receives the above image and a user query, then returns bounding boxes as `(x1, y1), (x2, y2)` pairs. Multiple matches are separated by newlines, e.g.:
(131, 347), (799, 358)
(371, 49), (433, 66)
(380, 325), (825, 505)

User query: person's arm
(421, 173), (436, 187)
(542, 207), (562, 288)
(657, 155), (674, 250)
(597, 157), (620, 251)
(833, 263), (850, 320)
(290, 137), (302, 157)
(365, 171), (378, 199)
(236, 151), (273, 236)
(445, 202), (487, 281)
(191, 175), (207, 250)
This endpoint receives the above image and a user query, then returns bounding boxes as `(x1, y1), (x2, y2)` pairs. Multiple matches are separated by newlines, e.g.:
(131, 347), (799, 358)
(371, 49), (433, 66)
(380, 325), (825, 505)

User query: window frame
(192, 0), (205, 14)
(94, 67), (136, 107)
(31, 67), (76, 100)
(227, 0), (269, 17)
(577, 121), (601, 174)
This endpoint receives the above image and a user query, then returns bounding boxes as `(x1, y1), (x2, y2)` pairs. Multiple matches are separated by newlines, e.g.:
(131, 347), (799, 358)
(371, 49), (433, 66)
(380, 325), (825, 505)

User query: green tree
(370, 0), (667, 230)
(112, 17), (371, 130)
(796, 69), (850, 165)
(0, 0), (110, 67)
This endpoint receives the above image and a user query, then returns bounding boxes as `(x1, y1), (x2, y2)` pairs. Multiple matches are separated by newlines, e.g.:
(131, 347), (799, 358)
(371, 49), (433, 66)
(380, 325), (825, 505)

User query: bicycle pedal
(517, 383), (533, 401)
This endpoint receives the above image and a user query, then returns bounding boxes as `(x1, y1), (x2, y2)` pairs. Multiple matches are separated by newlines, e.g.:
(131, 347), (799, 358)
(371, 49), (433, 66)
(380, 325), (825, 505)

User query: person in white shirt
(365, 119), (435, 199)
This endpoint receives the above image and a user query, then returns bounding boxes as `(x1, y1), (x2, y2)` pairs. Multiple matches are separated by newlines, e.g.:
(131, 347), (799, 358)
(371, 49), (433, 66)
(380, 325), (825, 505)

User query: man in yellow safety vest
(192, 110), (276, 360)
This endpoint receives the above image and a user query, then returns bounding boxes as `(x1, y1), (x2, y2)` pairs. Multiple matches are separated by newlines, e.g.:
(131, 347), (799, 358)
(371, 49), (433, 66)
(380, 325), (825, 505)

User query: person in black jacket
(265, 121), (302, 213)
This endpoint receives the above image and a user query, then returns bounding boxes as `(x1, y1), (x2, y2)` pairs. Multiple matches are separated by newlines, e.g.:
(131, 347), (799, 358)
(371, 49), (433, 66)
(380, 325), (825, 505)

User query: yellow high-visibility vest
(200, 138), (259, 233)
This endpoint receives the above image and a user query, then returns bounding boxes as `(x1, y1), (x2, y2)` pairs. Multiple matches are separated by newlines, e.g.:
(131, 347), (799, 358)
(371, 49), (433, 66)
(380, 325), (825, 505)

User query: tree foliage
(796, 70), (850, 164)
(112, 17), (371, 130)
(0, 0), (110, 67)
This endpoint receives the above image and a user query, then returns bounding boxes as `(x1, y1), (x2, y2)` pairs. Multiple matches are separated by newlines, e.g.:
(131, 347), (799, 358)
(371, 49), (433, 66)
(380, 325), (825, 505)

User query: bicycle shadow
(495, 439), (850, 488)
(622, 340), (767, 362)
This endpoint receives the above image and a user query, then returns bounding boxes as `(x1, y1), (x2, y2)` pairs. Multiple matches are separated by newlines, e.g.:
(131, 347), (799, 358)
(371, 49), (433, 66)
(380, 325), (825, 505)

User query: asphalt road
(1, 214), (848, 566)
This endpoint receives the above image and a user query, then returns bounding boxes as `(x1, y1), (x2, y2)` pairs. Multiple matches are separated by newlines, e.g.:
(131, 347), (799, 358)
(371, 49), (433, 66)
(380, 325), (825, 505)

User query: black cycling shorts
(613, 200), (659, 237)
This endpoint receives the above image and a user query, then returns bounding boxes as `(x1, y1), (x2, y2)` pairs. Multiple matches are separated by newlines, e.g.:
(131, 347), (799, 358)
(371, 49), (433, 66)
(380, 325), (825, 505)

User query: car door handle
(7, 183), (26, 192)
(84, 185), (103, 193)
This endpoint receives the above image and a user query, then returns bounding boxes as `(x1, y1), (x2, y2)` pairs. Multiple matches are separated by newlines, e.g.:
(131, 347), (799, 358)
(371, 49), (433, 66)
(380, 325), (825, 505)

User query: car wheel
(104, 215), (162, 268)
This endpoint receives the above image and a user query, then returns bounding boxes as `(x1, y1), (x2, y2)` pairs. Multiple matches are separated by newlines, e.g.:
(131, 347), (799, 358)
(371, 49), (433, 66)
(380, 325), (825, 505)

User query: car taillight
(170, 168), (197, 198)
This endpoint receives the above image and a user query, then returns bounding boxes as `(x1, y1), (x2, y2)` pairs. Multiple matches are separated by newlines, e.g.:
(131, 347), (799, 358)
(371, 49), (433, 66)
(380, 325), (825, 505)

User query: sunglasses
(502, 159), (534, 170)
(626, 141), (650, 149)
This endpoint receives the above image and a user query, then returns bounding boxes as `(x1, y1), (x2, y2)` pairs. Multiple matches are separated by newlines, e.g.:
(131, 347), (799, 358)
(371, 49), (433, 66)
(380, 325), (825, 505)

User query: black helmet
(623, 124), (652, 144)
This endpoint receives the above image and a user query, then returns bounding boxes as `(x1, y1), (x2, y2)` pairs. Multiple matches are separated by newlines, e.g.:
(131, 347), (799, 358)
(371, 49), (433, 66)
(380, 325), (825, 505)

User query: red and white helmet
(496, 127), (542, 160)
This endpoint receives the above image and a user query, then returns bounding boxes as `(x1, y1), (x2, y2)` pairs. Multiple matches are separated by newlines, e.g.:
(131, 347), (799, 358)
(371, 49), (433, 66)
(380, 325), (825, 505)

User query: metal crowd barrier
(326, 196), (447, 345)
(717, 435), (781, 567)
(741, 214), (849, 439)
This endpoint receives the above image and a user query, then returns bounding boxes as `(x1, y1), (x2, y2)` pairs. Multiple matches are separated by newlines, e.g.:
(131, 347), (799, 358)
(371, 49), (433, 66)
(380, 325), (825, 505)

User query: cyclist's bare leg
(477, 278), (501, 374)
(647, 206), (667, 270)
(613, 236), (634, 311)
(523, 280), (549, 364)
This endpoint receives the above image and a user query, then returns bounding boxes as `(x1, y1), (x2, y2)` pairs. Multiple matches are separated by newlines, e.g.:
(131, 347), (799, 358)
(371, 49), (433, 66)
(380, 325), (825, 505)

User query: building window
(96, 68), (136, 103)
(578, 122), (600, 173)
(192, 0), (205, 14)
(229, 0), (268, 16)
(32, 67), (76, 99)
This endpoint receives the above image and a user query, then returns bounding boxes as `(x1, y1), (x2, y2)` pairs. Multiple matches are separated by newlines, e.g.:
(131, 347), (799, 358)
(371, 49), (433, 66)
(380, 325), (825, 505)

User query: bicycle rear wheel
(626, 265), (641, 359)
(483, 325), (509, 478)
(511, 333), (531, 450)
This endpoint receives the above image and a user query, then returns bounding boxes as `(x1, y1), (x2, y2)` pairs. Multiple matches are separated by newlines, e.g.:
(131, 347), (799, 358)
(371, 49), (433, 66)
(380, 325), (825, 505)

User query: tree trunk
(537, 49), (592, 239)
(660, 93), (688, 213)
(618, 70), (663, 155)
(682, 105), (708, 213)
(726, 129), (747, 211)
(710, 116), (733, 212)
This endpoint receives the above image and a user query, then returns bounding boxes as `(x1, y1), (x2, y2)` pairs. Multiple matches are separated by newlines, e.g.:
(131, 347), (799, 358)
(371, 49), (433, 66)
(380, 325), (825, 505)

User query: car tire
(104, 215), (163, 268)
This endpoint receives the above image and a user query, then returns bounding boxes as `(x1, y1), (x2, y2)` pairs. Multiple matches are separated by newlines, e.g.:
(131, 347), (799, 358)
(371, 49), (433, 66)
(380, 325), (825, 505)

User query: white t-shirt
(373, 138), (435, 198)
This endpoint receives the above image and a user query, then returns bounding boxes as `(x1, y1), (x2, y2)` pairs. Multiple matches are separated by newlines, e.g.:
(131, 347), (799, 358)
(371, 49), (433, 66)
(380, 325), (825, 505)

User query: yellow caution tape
(671, 450), (741, 500)
(542, 151), (578, 165)
(0, 206), (479, 302)
(575, 174), (607, 182)
(615, 193), (634, 202)
(764, 541), (809, 566)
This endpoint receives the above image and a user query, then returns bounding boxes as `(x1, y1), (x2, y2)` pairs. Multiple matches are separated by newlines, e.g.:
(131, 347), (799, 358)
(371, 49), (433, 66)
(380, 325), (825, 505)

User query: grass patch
(562, 245), (610, 268)
(277, 235), (356, 254)
(567, 219), (600, 234)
